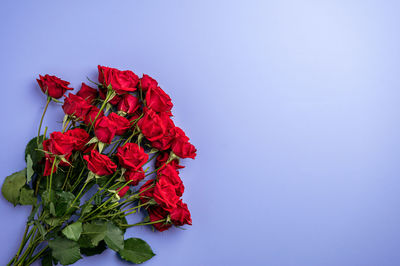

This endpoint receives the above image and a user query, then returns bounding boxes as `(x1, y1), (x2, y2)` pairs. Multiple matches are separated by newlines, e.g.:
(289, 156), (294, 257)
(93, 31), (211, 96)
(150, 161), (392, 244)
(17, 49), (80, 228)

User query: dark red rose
(84, 105), (104, 126)
(116, 143), (148, 170)
(155, 152), (184, 171)
(43, 156), (60, 176)
(137, 108), (166, 141)
(108, 113), (130, 135)
(43, 132), (75, 155)
(118, 186), (130, 197)
(170, 200), (192, 226)
(146, 86), (173, 113)
(65, 128), (90, 151)
(98, 65), (139, 94)
(139, 180), (155, 203)
(62, 94), (92, 121)
(125, 169), (145, 186)
(148, 206), (171, 232)
(151, 113), (176, 150)
(94, 116), (117, 144)
(117, 94), (141, 115)
(76, 83), (98, 104)
(99, 86), (122, 105)
(171, 127), (197, 159)
(139, 74), (158, 92)
(37, 74), (73, 99)
(153, 178), (180, 212)
(83, 150), (117, 176)
(158, 165), (184, 197)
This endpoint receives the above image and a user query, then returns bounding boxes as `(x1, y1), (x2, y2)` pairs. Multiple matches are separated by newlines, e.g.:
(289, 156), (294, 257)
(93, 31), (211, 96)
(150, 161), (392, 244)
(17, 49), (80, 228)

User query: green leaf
(19, 186), (37, 205)
(1, 169), (26, 206)
(25, 135), (44, 165)
(62, 222), (83, 242)
(42, 190), (78, 217)
(26, 154), (34, 184)
(80, 202), (93, 216)
(41, 251), (53, 266)
(81, 221), (107, 246)
(104, 222), (124, 251)
(48, 237), (82, 265)
(80, 240), (107, 256)
(34, 220), (47, 240)
(118, 238), (155, 264)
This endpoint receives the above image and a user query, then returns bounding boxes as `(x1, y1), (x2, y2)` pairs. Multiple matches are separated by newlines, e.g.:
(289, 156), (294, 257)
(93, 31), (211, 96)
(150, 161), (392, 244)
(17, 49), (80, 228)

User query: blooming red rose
(170, 200), (192, 226)
(94, 116), (117, 144)
(139, 180), (155, 203)
(62, 94), (92, 121)
(83, 150), (117, 176)
(118, 186), (130, 197)
(108, 113), (130, 135)
(65, 128), (90, 151)
(98, 65), (139, 94)
(148, 206), (171, 232)
(151, 113), (176, 150)
(139, 74), (158, 92)
(155, 152), (184, 171)
(125, 169), (145, 186)
(84, 105), (104, 126)
(37, 74), (73, 99)
(171, 127), (197, 159)
(99, 87), (122, 105)
(153, 178), (180, 212)
(76, 83), (98, 104)
(137, 108), (166, 142)
(117, 94), (141, 115)
(43, 132), (75, 156)
(158, 165), (184, 197)
(146, 86), (173, 113)
(116, 143), (148, 170)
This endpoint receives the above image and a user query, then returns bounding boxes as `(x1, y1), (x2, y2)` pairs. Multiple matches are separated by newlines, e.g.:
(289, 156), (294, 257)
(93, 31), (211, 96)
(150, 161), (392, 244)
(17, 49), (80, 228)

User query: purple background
(1, 1), (400, 265)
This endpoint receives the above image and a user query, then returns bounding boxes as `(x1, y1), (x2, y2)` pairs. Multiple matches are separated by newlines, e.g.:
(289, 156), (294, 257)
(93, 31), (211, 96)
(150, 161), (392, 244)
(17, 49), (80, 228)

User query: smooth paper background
(1, 0), (400, 265)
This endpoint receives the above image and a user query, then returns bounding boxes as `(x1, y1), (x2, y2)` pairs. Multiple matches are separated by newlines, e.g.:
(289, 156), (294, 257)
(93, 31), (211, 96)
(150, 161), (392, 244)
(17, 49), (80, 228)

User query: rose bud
(116, 143), (148, 171)
(117, 94), (141, 115)
(148, 206), (171, 232)
(108, 112), (131, 135)
(158, 165), (184, 197)
(99, 86), (121, 105)
(155, 152), (184, 171)
(65, 128), (90, 151)
(94, 116), (117, 144)
(36, 74), (73, 99)
(153, 178), (180, 212)
(118, 186), (130, 197)
(124, 169), (145, 186)
(76, 82), (98, 104)
(146, 86), (173, 113)
(139, 74), (158, 92)
(62, 94), (92, 121)
(83, 150), (117, 176)
(98, 65), (139, 95)
(151, 113), (176, 151)
(137, 108), (166, 142)
(170, 200), (192, 226)
(171, 127), (197, 159)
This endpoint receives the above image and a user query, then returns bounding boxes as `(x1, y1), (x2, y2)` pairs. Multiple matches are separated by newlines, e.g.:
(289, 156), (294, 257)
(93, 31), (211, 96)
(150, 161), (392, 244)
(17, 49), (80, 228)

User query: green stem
(121, 219), (166, 228)
(37, 97), (51, 145)
(88, 90), (114, 132)
(25, 247), (49, 265)
(48, 159), (57, 201)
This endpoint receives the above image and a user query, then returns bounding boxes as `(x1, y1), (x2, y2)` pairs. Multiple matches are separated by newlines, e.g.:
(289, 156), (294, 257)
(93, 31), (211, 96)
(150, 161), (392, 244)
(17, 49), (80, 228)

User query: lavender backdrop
(1, 1), (400, 265)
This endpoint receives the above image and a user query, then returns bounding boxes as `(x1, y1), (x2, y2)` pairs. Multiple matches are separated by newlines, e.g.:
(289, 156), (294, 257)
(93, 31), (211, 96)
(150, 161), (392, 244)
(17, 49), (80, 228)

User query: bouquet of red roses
(2, 66), (196, 265)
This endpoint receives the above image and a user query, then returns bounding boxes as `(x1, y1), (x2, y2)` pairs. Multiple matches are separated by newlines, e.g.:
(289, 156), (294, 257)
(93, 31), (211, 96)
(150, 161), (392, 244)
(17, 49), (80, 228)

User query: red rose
(137, 108), (166, 141)
(99, 87), (121, 105)
(43, 132), (75, 156)
(158, 165), (184, 197)
(153, 178), (180, 212)
(125, 169), (145, 186)
(62, 94), (92, 121)
(98, 65), (139, 94)
(117, 94), (141, 115)
(36, 74), (73, 99)
(76, 83), (98, 104)
(139, 74), (158, 92)
(170, 200), (192, 226)
(83, 150), (117, 176)
(139, 180), (155, 203)
(148, 206), (171, 232)
(171, 127), (197, 159)
(94, 116), (117, 144)
(116, 143), (148, 170)
(65, 128), (90, 151)
(84, 105), (104, 126)
(155, 152), (184, 171)
(108, 113), (130, 135)
(118, 186), (130, 197)
(151, 113), (176, 150)
(146, 86), (173, 113)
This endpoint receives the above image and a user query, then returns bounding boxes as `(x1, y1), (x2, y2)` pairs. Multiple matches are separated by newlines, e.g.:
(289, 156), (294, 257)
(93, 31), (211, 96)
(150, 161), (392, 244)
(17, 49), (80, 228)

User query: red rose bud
(146, 86), (173, 113)
(98, 65), (139, 94)
(118, 186), (130, 197)
(148, 206), (171, 232)
(151, 113), (176, 151)
(36, 74), (73, 99)
(116, 143), (148, 170)
(158, 165), (184, 197)
(94, 116), (117, 144)
(76, 83), (98, 104)
(83, 150), (117, 176)
(108, 113), (131, 135)
(137, 108), (166, 142)
(117, 94), (141, 115)
(153, 178), (180, 212)
(170, 200), (192, 226)
(124, 169), (145, 186)
(65, 128), (90, 151)
(84, 105), (104, 126)
(139, 74), (158, 92)
(62, 94), (92, 121)
(171, 127), (197, 159)
(99, 86), (121, 105)
(139, 180), (155, 203)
